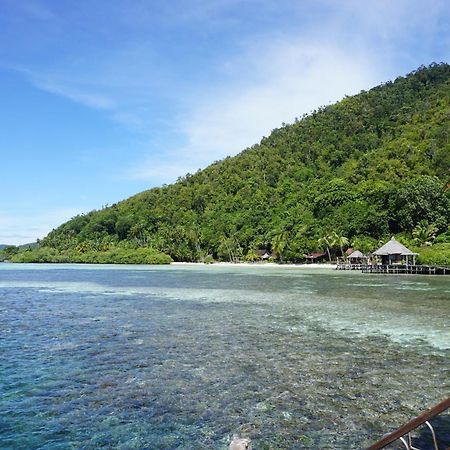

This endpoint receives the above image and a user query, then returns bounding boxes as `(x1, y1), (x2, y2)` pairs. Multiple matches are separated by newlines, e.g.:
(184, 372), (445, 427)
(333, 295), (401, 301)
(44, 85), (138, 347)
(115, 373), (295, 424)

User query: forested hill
(42, 63), (450, 262)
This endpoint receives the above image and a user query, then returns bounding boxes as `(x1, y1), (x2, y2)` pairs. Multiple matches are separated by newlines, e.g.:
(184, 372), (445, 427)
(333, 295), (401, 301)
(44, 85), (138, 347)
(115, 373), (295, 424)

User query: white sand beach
(171, 261), (337, 269)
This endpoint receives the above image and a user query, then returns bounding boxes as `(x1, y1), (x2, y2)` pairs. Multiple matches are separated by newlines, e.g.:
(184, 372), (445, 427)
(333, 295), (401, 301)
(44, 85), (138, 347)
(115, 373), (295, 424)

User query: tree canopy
(36, 63), (450, 263)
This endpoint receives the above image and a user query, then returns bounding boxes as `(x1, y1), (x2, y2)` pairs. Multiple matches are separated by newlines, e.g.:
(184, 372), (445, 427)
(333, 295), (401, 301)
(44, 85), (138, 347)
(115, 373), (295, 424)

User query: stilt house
(373, 237), (418, 265)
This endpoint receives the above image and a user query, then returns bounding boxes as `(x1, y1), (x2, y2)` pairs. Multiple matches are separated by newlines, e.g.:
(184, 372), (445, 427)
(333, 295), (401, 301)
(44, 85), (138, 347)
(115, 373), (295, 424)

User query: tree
(218, 236), (237, 262)
(245, 249), (259, 262)
(34, 64), (450, 264)
(351, 235), (378, 254)
(0, 245), (19, 261)
(391, 176), (450, 232)
(271, 230), (289, 262)
(115, 215), (134, 240)
(318, 234), (333, 262)
(330, 232), (349, 257)
(129, 220), (150, 247)
(318, 232), (349, 261)
(412, 221), (438, 246)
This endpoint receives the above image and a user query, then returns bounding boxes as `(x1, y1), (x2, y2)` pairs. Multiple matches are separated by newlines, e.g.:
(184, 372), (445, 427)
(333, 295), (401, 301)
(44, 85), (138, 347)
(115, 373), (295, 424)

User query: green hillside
(23, 64), (450, 263)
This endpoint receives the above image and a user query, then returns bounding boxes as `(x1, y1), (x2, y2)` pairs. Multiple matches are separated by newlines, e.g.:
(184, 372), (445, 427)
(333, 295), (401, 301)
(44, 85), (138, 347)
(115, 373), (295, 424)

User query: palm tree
(186, 227), (202, 258)
(218, 235), (243, 262)
(318, 234), (332, 262)
(129, 220), (149, 247)
(412, 221), (438, 246)
(331, 232), (349, 257)
(245, 249), (259, 262)
(271, 230), (289, 263)
(219, 236), (235, 262)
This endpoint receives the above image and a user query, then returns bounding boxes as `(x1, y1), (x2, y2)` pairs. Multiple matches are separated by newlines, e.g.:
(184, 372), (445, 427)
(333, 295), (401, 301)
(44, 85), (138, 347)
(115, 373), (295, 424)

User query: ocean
(0, 263), (449, 449)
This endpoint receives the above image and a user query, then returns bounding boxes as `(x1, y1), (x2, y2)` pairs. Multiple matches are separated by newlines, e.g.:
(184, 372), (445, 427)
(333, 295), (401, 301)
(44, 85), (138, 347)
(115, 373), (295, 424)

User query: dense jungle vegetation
(4, 63), (450, 264)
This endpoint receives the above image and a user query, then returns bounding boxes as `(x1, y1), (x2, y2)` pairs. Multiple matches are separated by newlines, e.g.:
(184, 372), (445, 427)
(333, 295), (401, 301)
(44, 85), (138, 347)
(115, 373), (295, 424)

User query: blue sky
(0, 0), (449, 245)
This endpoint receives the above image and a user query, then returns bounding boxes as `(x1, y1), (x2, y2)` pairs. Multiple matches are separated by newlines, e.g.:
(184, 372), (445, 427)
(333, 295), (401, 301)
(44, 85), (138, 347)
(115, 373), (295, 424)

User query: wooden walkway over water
(336, 263), (449, 275)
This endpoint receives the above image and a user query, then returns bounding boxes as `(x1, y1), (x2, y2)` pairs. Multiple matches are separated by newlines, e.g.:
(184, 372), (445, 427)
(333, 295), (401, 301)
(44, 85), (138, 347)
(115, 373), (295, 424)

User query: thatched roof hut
(347, 250), (367, 265)
(348, 250), (364, 259)
(373, 237), (418, 265)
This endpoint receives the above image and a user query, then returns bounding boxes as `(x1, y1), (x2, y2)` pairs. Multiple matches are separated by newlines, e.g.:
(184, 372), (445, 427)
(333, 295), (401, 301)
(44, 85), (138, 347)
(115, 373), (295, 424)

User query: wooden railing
(366, 396), (450, 449)
(335, 263), (449, 275)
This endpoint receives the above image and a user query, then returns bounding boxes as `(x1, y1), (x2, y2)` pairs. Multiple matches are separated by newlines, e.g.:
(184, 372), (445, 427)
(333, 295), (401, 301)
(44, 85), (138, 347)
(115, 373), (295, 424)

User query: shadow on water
(413, 415), (450, 450)
(386, 415), (450, 450)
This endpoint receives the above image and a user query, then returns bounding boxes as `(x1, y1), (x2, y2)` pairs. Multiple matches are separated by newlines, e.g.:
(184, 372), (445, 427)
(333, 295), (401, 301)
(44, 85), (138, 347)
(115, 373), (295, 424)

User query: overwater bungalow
(373, 237), (418, 265)
(348, 250), (367, 265)
(339, 237), (448, 275)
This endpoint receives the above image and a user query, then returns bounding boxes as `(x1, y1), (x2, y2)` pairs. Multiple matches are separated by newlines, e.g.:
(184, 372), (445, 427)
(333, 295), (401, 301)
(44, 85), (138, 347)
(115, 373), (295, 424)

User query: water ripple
(0, 264), (449, 449)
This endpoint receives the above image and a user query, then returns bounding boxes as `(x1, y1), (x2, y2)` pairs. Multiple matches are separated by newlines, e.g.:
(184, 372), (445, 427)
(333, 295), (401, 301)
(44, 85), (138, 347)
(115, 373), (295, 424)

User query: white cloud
(127, 39), (381, 182)
(32, 75), (116, 110)
(335, 0), (446, 35)
(5, 0), (447, 187)
(0, 208), (83, 245)
(191, 41), (377, 150)
(4, 63), (116, 110)
(126, 0), (450, 184)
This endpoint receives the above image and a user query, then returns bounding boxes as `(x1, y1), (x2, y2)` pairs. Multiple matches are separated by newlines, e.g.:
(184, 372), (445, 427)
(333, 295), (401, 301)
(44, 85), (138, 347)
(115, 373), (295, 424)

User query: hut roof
(305, 251), (326, 259)
(373, 237), (417, 256)
(255, 250), (273, 259)
(348, 250), (364, 258)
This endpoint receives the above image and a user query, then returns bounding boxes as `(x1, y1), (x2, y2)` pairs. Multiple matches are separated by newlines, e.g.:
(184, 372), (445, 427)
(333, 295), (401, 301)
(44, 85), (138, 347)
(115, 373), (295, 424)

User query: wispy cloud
(3, 0), (448, 187)
(0, 0), (447, 246)
(123, 0), (449, 183)
(126, 39), (380, 182)
(2, 63), (116, 110)
(34, 76), (115, 109)
(0, 208), (83, 245)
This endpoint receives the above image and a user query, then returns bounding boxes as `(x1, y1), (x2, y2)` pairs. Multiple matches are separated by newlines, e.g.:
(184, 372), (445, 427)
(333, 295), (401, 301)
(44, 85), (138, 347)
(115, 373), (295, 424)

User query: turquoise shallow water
(0, 263), (449, 449)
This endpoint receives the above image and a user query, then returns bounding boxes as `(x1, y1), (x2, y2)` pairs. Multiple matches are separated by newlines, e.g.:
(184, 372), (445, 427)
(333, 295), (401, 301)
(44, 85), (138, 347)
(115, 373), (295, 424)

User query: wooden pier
(336, 263), (449, 275)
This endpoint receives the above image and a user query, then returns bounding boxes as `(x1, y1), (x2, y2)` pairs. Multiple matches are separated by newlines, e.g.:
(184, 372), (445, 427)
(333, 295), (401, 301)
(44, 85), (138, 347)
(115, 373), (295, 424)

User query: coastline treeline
(4, 63), (450, 265)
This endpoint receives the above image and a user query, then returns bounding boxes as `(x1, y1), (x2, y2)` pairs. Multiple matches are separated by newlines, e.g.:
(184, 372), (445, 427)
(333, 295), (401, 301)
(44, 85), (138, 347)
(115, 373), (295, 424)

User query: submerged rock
(229, 435), (252, 450)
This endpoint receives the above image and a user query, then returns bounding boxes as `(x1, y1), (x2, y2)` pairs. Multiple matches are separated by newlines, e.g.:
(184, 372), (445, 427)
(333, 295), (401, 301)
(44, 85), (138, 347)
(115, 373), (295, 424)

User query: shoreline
(0, 261), (337, 270)
(171, 261), (337, 269)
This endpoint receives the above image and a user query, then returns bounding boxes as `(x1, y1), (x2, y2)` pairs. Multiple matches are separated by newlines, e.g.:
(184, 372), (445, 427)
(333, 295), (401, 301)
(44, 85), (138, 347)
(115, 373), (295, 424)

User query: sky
(0, 0), (449, 245)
